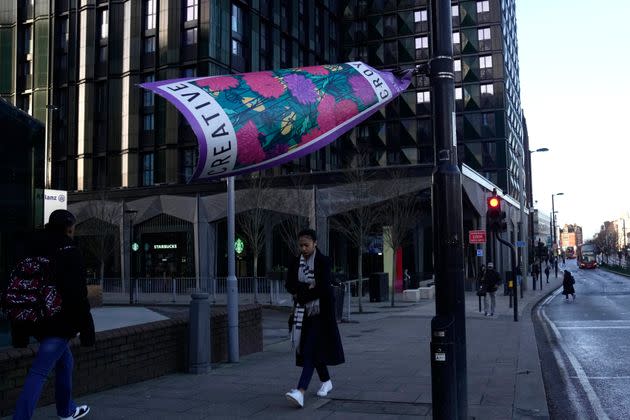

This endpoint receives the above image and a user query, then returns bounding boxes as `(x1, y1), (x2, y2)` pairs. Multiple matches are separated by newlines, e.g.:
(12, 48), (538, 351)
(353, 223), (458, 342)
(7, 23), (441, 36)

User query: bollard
(189, 293), (210, 374)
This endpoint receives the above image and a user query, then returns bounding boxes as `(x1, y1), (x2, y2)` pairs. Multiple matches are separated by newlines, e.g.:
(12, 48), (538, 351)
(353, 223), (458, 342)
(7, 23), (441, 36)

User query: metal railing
(98, 277), (293, 306)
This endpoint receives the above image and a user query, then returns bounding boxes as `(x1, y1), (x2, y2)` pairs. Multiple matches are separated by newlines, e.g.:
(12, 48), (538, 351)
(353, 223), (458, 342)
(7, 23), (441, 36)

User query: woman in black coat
(284, 229), (344, 408)
(562, 269), (576, 300)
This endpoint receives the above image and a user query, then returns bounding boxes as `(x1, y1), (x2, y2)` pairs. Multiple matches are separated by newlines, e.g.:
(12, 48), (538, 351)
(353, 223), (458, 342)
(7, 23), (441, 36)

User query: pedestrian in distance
(531, 263), (540, 284)
(285, 229), (345, 408)
(544, 264), (550, 283)
(562, 269), (576, 301)
(8, 209), (95, 420)
(477, 264), (486, 292)
(482, 262), (501, 316)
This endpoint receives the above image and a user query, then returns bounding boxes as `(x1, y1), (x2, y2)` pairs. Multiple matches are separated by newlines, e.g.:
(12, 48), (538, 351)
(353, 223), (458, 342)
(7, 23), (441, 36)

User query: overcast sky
(517, 0), (630, 239)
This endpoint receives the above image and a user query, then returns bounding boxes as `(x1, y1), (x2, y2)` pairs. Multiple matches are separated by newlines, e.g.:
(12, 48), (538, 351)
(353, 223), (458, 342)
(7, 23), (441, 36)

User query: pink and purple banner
(140, 62), (413, 182)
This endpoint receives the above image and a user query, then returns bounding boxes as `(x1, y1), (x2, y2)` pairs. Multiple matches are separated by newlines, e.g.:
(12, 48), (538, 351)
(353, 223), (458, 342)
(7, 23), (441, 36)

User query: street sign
(516, 241), (526, 248)
(469, 230), (486, 244)
(476, 249), (484, 257)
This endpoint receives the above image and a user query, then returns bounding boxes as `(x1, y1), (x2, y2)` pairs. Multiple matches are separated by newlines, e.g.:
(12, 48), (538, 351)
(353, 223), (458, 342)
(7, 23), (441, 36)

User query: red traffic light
(488, 196), (500, 208)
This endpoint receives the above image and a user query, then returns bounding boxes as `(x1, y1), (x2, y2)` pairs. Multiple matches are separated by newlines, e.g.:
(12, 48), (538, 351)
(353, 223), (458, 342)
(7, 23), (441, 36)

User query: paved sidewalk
(6, 275), (563, 419)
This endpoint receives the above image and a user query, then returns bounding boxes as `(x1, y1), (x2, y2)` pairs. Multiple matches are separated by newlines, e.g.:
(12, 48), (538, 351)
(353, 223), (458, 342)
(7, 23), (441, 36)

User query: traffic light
(486, 194), (507, 232)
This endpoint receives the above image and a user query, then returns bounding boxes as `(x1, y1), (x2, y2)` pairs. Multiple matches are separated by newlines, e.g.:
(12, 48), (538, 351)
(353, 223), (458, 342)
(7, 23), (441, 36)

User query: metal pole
(429, 0), (467, 418)
(551, 194), (556, 252)
(227, 177), (239, 362)
(495, 232), (518, 322)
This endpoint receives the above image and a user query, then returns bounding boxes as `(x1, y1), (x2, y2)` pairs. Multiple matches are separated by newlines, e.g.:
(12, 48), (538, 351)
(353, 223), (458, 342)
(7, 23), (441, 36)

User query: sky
(516, 0), (630, 239)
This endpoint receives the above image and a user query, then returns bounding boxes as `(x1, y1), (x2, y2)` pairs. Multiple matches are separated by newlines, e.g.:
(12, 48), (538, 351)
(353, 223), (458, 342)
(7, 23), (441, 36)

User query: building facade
(1, 0), (528, 282)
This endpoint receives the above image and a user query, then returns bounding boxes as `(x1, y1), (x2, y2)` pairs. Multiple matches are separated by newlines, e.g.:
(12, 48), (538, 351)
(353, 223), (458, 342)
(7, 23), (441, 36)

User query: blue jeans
(13, 337), (77, 420)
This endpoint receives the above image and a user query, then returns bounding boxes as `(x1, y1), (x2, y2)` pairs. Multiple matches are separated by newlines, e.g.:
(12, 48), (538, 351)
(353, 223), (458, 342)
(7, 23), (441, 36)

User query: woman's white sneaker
(285, 389), (304, 408)
(317, 380), (333, 397)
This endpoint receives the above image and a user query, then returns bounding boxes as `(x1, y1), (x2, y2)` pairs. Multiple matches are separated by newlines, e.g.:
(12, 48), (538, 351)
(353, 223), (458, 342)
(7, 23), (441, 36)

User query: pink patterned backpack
(2, 255), (63, 322)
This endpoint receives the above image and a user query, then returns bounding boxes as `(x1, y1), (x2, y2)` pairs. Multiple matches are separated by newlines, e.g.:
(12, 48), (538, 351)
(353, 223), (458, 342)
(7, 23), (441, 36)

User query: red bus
(565, 246), (576, 259)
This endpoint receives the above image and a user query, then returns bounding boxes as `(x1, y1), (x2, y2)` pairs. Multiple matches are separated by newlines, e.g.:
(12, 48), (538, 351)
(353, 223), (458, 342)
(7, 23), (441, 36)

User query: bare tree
(75, 195), (120, 284)
(237, 174), (273, 302)
(274, 176), (311, 258)
(378, 170), (422, 307)
(329, 162), (380, 313)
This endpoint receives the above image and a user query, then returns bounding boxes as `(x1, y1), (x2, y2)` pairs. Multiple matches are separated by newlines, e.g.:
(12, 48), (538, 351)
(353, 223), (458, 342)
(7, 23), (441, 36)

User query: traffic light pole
(429, 0), (468, 419)
(494, 232), (518, 322)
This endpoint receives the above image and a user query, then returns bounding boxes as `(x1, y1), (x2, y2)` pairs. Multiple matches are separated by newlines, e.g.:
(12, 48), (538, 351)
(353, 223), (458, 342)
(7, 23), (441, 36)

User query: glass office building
(340, 0), (524, 198)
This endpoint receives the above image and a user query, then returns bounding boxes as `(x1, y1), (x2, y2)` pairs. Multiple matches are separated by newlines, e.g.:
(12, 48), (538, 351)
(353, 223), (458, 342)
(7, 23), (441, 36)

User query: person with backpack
(544, 264), (550, 283)
(8, 209), (95, 420)
(482, 262), (501, 317)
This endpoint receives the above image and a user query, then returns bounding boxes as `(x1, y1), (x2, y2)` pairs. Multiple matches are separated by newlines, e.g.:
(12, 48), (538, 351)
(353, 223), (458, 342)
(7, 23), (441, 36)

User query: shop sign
(154, 244), (178, 249)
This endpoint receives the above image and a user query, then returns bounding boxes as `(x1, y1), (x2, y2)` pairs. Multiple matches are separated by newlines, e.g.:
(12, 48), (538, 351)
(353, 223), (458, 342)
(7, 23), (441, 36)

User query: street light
(524, 147), (548, 291)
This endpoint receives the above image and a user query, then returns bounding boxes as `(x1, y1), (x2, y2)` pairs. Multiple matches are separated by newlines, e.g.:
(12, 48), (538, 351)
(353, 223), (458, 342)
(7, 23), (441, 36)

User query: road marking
(571, 376), (630, 380)
(539, 290), (611, 420)
(558, 326), (630, 329)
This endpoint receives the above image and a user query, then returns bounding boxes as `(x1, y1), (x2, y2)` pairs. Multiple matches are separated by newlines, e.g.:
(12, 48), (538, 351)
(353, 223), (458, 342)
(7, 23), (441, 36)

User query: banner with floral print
(140, 62), (413, 182)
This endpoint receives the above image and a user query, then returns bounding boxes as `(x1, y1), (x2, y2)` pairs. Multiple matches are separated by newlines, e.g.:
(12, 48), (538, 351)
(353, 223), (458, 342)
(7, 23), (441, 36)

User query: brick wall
(0, 304), (262, 417)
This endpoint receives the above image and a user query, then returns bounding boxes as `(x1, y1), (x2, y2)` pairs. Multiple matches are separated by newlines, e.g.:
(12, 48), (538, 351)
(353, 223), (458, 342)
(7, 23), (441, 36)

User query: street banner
(140, 62), (413, 181)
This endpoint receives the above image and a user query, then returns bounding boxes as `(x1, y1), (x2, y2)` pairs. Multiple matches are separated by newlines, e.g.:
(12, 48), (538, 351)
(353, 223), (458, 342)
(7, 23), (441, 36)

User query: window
(142, 153), (154, 186)
(58, 18), (69, 51)
(452, 5), (459, 17)
(415, 36), (429, 49)
(143, 114), (154, 131)
(232, 39), (242, 56)
(480, 55), (493, 68)
(414, 10), (427, 22)
(454, 59), (461, 72)
(453, 32), (460, 44)
(478, 28), (491, 41)
(185, 0), (198, 22)
(98, 45), (107, 64)
(480, 83), (494, 95)
(416, 91), (430, 103)
(144, 36), (156, 53)
(24, 25), (33, 55)
(100, 9), (108, 39)
(455, 87), (462, 100)
(232, 4), (242, 34)
(181, 148), (198, 181)
(477, 0), (490, 13)
(143, 75), (155, 106)
(184, 27), (197, 45)
(145, 0), (156, 30)
(182, 67), (196, 78)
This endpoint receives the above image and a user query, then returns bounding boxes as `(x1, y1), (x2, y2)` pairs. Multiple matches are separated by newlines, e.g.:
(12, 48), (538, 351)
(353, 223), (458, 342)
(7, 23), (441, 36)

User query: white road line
(539, 290), (611, 420)
(557, 326), (630, 330)
(570, 376), (630, 380)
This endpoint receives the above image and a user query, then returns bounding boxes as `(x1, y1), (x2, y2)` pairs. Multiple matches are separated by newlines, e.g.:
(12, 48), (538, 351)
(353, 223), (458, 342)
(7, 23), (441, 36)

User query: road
(535, 260), (630, 420)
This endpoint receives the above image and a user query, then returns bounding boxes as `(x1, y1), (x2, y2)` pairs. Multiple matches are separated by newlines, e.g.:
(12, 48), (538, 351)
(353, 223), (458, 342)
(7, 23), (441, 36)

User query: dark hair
(297, 228), (317, 242)
(45, 209), (76, 232)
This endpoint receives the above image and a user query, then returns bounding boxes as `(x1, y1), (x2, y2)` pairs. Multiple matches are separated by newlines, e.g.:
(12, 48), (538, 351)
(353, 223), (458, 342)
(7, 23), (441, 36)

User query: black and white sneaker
(59, 405), (90, 420)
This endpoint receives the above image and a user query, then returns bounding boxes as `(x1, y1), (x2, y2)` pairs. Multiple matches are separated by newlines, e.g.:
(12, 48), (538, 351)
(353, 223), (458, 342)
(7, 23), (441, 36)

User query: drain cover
(321, 399), (431, 416)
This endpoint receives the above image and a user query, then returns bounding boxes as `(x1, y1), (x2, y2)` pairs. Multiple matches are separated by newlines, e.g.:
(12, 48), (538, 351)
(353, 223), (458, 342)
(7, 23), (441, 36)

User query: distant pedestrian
(544, 265), (550, 283)
(531, 263), (540, 284)
(562, 269), (576, 301)
(482, 262), (501, 316)
(403, 269), (411, 290)
(477, 264), (486, 291)
(9, 210), (95, 420)
(285, 229), (345, 408)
